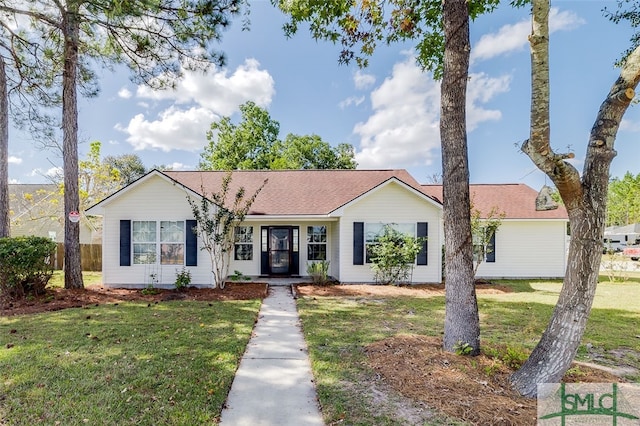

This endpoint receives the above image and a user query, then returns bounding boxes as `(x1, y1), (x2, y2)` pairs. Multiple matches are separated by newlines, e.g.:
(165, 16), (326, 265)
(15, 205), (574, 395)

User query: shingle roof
(163, 169), (437, 216)
(420, 183), (568, 219)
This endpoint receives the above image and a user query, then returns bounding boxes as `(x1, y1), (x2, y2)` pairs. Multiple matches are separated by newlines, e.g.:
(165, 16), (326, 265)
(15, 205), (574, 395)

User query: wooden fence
(54, 243), (102, 271)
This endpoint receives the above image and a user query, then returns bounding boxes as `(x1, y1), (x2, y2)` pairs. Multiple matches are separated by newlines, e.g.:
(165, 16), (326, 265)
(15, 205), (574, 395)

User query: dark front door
(261, 226), (299, 276)
(269, 227), (291, 274)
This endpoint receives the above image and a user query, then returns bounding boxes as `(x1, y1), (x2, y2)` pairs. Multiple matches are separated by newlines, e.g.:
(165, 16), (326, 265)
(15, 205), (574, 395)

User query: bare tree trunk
(441, 0), (480, 355)
(511, 0), (640, 397)
(62, 7), (83, 289)
(0, 57), (9, 238)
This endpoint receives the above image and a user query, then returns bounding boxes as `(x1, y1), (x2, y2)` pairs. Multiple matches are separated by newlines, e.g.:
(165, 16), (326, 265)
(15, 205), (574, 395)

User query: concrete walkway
(219, 286), (324, 426)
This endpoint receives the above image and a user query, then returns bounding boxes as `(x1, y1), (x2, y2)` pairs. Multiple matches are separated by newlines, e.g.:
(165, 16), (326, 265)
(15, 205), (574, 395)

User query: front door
(261, 226), (299, 276)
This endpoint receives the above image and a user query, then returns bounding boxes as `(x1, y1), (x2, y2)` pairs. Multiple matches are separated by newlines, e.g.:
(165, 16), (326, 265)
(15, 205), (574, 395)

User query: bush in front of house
(0, 236), (57, 300)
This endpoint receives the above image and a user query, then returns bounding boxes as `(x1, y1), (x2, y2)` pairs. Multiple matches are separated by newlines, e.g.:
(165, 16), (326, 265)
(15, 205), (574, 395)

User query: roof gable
(421, 183), (568, 220)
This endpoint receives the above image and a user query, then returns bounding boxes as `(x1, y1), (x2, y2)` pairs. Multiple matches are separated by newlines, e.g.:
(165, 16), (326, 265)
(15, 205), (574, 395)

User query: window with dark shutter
(353, 222), (364, 265)
(120, 220), (131, 266)
(486, 230), (496, 263)
(417, 222), (428, 265)
(186, 220), (198, 266)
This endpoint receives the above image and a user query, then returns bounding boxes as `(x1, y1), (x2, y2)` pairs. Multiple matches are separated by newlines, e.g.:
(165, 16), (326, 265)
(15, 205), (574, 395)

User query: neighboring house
(9, 184), (96, 244)
(422, 184), (569, 279)
(86, 170), (569, 288)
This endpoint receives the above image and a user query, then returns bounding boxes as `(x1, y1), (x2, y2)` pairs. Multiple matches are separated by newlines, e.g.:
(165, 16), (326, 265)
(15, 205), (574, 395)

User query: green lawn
(296, 278), (640, 425)
(0, 299), (261, 425)
(48, 271), (103, 288)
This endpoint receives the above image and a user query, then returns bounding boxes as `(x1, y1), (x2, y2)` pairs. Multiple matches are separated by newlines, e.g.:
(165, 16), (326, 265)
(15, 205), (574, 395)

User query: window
(307, 226), (327, 260)
(133, 221), (157, 264)
(473, 227), (495, 263)
(160, 221), (184, 265)
(234, 226), (253, 260)
(365, 223), (415, 263)
(132, 221), (185, 265)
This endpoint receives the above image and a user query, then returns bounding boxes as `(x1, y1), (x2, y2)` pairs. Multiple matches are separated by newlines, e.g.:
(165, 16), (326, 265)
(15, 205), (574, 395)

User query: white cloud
(166, 162), (190, 171)
(339, 96), (365, 109)
(620, 118), (640, 132)
(354, 57), (510, 169)
(9, 178), (19, 184)
(116, 106), (216, 152)
(354, 70), (376, 90)
(118, 59), (276, 152)
(135, 58), (275, 116)
(471, 8), (585, 62)
(8, 156), (22, 164)
(118, 87), (133, 99)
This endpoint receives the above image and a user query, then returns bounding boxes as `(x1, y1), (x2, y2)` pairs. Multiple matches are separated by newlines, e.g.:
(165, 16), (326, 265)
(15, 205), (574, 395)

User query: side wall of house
(101, 175), (210, 288)
(475, 220), (567, 278)
(338, 182), (442, 283)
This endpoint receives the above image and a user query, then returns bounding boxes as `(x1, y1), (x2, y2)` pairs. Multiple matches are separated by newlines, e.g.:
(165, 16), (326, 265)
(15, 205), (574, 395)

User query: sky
(7, 0), (640, 191)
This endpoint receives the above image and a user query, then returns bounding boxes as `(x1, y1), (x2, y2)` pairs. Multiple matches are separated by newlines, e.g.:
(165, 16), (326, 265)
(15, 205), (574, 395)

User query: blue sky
(8, 1), (640, 190)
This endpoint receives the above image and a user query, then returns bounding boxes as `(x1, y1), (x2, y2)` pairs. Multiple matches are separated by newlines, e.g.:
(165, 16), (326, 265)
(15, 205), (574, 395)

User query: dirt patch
(365, 335), (626, 426)
(294, 282), (512, 298)
(0, 282), (268, 316)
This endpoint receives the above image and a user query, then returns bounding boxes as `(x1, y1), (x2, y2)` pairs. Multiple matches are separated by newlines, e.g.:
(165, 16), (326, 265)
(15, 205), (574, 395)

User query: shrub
(175, 267), (192, 290)
(369, 225), (425, 285)
(307, 260), (331, 285)
(0, 236), (57, 300)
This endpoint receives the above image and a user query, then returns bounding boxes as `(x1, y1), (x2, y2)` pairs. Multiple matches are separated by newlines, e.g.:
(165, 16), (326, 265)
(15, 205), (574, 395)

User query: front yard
(295, 278), (640, 425)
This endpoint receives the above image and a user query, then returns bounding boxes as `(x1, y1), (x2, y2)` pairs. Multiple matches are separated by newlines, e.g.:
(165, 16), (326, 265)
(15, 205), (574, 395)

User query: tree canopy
(199, 101), (357, 170)
(607, 171), (640, 226)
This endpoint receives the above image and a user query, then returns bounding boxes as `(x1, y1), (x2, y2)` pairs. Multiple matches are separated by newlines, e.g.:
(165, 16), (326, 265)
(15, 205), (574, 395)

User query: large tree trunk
(0, 57), (9, 238)
(62, 7), (84, 289)
(441, 0), (480, 354)
(511, 0), (640, 397)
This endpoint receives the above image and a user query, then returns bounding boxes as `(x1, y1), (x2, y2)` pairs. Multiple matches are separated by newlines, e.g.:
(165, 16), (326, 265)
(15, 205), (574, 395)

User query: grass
(0, 299), (261, 425)
(296, 278), (640, 425)
(48, 271), (103, 288)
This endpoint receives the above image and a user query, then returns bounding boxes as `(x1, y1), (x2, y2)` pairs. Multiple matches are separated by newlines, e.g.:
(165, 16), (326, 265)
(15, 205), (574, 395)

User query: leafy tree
(187, 173), (267, 288)
(369, 224), (425, 285)
(273, 134), (357, 170)
(104, 154), (147, 186)
(0, 0), (246, 289)
(510, 0), (640, 397)
(607, 171), (640, 226)
(199, 101), (357, 170)
(78, 141), (120, 209)
(200, 101), (280, 170)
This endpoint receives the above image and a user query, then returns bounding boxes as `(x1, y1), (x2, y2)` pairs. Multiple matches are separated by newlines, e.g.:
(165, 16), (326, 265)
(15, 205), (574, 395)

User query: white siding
(100, 175), (210, 288)
(338, 181), (442, 283)
(475, 220), (567, 278)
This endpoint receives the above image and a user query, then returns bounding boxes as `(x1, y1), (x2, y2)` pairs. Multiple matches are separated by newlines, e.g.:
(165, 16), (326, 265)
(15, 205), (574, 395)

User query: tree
(510, 0), (640, 397)
(277, 0), (498, 355)
(607, 171), (640, 226)
(78, 141), (120, 209)
(199, 101), (357, 170)
(273, 134), (357, 170)
(200, 101), (280, 170)
(104, 154), (147, 186)
(187, 173), (267, 288)
(1, 0), (246, 289)
(0, 56), (7, 238)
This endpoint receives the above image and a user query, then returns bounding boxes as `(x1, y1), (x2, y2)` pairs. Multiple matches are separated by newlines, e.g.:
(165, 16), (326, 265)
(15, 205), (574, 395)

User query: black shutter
(186, 220), (198, 266)
(353, 222), (364, 265)
(417, 222), (428, 265)
(119, 220), (131, 266)
(486, 230), (496, 263)
(261, 227), (269, 275)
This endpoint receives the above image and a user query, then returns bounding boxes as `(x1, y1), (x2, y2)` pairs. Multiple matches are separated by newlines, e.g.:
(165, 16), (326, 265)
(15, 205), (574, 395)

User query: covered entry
(260, 226), (300, 276)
